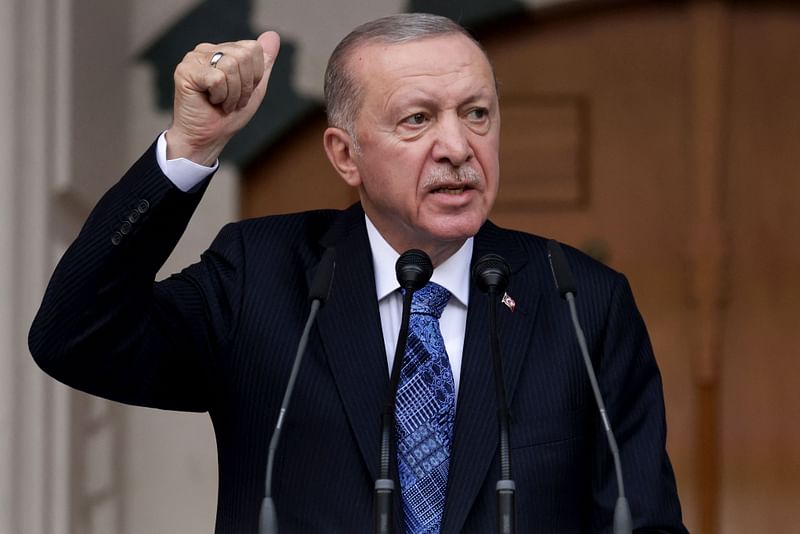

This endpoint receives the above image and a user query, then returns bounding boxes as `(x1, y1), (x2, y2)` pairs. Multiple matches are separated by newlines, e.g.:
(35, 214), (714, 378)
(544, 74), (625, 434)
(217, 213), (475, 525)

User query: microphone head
(472, 253), (511, 294)
(395, 249), (433, 291)
(546, 239), (577, 299)
(309, 247), (336, 303)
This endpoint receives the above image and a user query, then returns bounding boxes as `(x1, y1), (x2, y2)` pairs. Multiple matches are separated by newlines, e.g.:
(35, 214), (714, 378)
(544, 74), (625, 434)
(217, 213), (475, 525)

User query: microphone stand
(546, 240), (632, 534)
(259, 249), (336, 534)
(473, 254), (516, 534)
(375, 288), (412, 534)
(487, 285), (516, 534)
(374, 250), (433, 534)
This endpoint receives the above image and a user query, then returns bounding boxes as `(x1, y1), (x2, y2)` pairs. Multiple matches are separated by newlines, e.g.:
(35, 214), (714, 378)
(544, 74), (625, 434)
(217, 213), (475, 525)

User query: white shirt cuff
(156, 131), (219, 192)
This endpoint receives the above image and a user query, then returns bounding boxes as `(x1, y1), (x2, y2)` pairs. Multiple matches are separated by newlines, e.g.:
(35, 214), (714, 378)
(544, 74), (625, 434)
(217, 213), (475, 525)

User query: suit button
(120, 221), (132, 235)
(136, 199), (150, 214)
(127, 210), (140, 223)
(111, 232), (122, 245)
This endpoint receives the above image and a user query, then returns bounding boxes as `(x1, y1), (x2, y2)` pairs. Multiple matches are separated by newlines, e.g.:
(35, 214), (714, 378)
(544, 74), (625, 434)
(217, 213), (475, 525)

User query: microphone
(374, 250), (433, 534)
(472, 254), (516, 534)
(395, 249), (434, 291)
(259, 248), (336, 534)
(546, 240), (632, 534)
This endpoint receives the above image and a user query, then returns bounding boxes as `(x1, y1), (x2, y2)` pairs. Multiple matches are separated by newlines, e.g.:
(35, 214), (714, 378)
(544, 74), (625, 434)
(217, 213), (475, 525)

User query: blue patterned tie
(395, 282), (456, 534)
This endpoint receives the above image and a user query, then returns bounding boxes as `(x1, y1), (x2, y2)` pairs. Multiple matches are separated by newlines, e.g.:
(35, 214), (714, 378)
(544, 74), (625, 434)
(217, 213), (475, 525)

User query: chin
(425, 217), (485, 243)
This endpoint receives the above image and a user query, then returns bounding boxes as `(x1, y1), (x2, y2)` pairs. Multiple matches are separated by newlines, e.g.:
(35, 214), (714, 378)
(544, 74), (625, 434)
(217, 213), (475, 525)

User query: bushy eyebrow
(387, 87), (495, 116)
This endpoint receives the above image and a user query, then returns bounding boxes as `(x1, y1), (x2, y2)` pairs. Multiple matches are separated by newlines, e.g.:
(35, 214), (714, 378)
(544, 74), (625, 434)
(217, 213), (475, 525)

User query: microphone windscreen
(472, 253), (511, 294)
(396, 249), (433, 290)
(308, 248), (336, 303)
(546, 240), (577, 299)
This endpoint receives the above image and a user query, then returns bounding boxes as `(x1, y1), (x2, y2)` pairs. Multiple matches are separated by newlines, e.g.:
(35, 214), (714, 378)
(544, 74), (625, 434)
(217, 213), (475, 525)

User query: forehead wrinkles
(383, 73), (480, 109)
(357, 46), (494, 112)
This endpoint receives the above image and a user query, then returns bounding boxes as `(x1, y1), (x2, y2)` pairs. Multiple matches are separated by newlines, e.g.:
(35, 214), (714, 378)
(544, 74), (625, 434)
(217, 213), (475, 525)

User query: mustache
(422, 165), (482, 189)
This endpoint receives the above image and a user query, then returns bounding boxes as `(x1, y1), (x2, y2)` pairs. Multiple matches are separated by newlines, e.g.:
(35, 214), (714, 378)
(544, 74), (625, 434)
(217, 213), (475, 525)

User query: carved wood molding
(688, 2), (732, 533)
(689, 0), (732, 386)
(494, 94), (590, 211)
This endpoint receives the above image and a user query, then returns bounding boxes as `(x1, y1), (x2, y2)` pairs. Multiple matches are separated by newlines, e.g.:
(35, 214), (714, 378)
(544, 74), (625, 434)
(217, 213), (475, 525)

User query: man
(29, 13), (687, 534)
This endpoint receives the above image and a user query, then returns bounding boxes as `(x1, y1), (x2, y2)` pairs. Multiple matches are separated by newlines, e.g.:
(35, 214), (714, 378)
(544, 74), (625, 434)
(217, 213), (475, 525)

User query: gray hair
(323, 13), (491, 137)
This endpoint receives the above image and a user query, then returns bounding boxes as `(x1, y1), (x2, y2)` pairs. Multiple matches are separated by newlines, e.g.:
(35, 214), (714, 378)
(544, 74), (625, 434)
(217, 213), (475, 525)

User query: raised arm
(28, 32), (280, 411)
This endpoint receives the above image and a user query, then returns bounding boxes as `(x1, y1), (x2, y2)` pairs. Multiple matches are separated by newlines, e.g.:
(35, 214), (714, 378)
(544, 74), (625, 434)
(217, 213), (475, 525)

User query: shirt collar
(365, 215), (472, 307)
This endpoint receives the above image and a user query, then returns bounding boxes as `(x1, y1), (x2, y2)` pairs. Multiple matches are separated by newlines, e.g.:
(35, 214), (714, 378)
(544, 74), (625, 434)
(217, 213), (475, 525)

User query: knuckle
(246, 41), (262, 57)
(237, 39), (257, 52)
(222, 62), (239, 78)
(226, 47), (247, 65)
(210, 70), (227, 85)
(206, 71), (225, 91)
(174, 62), (190, 81)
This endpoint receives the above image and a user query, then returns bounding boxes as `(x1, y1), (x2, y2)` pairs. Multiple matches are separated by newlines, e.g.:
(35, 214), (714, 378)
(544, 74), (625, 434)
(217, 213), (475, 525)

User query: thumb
(242, 31), (280, 114)
(258, 31), (281, 71)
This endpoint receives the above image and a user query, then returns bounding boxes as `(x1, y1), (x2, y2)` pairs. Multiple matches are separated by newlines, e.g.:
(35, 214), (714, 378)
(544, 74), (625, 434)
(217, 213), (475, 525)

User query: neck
(418, 242), (465, 268)
(385, 233), (465, 268)
(363, 214), (466, 268)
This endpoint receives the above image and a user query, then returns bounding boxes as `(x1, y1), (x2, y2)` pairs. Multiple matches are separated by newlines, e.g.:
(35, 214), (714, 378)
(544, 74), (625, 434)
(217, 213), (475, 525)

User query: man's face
(339, 33), (500, 261)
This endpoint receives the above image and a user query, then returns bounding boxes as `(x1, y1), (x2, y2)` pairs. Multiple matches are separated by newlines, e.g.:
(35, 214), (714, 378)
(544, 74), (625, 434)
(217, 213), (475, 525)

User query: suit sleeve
(28, 141), (242, 412)
(590, 273), (688, 533)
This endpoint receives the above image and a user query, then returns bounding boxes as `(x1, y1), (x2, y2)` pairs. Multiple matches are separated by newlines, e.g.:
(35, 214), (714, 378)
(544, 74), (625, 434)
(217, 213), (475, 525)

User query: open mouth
(432, 186), (470, 195)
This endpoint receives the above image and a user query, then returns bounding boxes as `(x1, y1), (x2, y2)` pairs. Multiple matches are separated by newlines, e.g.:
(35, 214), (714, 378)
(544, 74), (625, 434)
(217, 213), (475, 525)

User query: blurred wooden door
(242, 2), (800, 532)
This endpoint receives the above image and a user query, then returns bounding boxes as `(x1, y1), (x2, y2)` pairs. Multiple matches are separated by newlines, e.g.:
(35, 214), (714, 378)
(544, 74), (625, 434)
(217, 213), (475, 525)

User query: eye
(403, 112), (428, 126)
(467, 107), (489, 121)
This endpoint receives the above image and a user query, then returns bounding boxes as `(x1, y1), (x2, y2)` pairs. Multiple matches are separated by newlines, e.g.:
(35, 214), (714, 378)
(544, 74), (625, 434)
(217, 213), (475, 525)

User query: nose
(431, 114), (473, 167)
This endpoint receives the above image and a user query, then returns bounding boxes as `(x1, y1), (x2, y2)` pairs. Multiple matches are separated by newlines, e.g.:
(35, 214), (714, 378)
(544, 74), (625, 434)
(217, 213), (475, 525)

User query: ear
(323, 127), (361, 187)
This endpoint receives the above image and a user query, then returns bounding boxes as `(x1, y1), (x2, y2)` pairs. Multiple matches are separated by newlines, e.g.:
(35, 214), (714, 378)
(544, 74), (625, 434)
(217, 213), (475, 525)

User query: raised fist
(166, 31), (281, 165)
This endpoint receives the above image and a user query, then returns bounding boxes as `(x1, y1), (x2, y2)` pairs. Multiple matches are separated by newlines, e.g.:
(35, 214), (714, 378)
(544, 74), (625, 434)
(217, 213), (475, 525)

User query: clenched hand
(165, 31), (281, 165)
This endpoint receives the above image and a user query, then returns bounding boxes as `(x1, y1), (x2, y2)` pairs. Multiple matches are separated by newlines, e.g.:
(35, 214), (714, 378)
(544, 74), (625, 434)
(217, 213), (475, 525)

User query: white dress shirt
(155, 131), (219, 192)
(156, 133), (472, 395)
(365, 217), (471, 396)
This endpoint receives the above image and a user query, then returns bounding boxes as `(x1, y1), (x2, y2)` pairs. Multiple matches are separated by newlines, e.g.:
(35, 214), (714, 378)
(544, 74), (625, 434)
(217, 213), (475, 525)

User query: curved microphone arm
(259, 248), (336, 534)
(546, 239), (631, 534)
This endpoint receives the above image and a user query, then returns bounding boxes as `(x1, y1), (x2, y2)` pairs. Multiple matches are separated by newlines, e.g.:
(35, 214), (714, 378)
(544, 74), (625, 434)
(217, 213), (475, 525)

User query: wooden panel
(483, 8), (700, 528)
(497, 96), (588, 209)
(720, 5), (800, 532)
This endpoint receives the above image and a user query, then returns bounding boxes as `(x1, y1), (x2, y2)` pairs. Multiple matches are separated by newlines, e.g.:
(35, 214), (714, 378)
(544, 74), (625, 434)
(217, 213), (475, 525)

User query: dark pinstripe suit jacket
(29, 143), (687, 533)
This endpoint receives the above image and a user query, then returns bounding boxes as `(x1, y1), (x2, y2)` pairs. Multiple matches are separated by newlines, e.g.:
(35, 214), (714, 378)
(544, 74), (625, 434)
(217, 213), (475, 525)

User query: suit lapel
(316, 205), (388, 482)
(315, 210), (543, 532)
(442, 222), (542, 534)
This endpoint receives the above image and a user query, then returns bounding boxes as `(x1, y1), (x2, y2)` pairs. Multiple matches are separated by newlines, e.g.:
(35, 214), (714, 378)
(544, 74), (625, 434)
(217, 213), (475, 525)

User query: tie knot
(410, 281), (451, 318)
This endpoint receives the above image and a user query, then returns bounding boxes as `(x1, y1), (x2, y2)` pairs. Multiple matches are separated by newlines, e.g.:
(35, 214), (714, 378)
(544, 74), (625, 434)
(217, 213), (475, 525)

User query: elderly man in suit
(30, 12), (687, 534)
